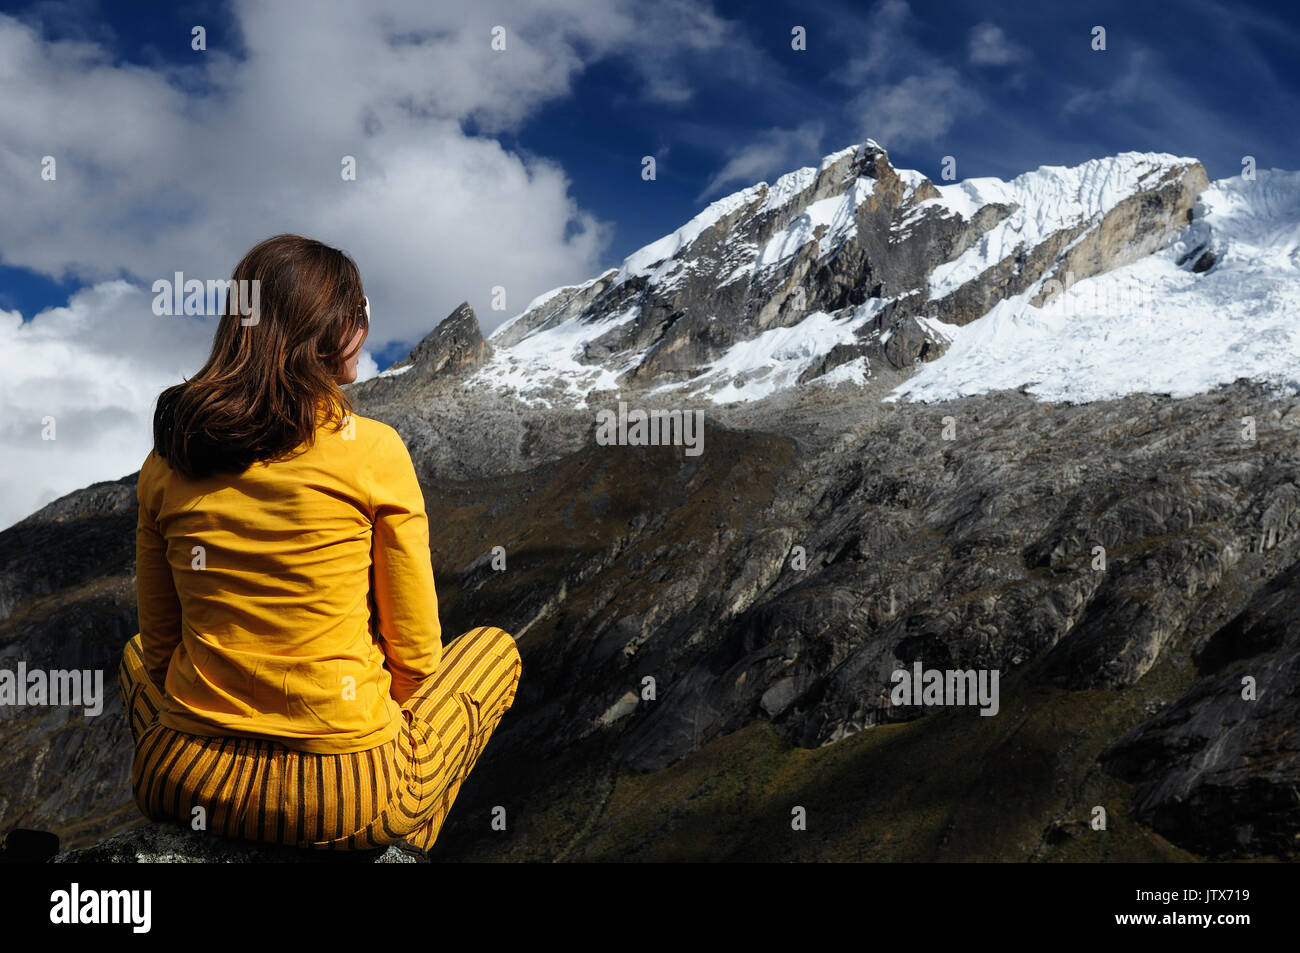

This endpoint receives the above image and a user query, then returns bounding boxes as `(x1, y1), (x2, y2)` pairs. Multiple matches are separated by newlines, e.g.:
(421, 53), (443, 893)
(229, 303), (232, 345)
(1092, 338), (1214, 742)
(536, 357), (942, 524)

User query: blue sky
(4, 0), (1300, 350)
(1, 0), (1299, 527)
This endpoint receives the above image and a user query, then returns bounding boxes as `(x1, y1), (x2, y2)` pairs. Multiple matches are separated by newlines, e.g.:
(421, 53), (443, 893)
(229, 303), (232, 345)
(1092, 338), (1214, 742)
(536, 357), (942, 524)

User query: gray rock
(382, 300), (492, 381)
(50, 822), (420, 863)
(1101, 551), (1300, 858)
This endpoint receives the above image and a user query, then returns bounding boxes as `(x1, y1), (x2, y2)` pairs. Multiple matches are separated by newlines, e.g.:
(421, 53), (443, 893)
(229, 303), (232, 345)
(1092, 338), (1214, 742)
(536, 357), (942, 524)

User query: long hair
(153, 234), (367, 479)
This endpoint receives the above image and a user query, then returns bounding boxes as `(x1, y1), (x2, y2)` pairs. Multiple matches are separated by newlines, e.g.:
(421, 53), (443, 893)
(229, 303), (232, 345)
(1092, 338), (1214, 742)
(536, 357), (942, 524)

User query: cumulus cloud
(0, 2), (628, 341)
(0, 0), (744, 529)
(0, 285), (212, 529)
(355, 351), (380, 382)
(0, 282), (389, 530)
(0, 0), (751, 344)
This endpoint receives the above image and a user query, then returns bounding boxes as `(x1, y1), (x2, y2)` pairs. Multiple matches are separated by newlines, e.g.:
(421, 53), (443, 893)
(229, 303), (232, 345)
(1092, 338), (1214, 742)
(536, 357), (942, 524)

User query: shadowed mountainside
(2, 373), (1297, 861)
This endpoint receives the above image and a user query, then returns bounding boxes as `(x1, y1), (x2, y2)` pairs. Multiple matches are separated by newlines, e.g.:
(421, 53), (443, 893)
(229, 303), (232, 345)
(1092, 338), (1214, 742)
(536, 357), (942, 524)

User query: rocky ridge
(460, 142), (1208, 407)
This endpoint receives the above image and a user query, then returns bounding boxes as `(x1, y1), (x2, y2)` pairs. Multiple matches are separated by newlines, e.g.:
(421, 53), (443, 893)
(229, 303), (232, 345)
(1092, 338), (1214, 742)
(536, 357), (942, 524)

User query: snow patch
(466, 304), (641, 405)
(488, 269), (616, 343)
(889, 171), (1300, 404)
(817, 355), (872, 388)
(756, 177), (875, 268)
(758, 166), (819, 214)
(926, 152), (1198, 301)
(656, 299), (884, 405)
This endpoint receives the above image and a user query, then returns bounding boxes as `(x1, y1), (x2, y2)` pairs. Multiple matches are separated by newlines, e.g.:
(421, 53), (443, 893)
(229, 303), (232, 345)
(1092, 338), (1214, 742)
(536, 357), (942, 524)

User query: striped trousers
(118, 626), (521, 853)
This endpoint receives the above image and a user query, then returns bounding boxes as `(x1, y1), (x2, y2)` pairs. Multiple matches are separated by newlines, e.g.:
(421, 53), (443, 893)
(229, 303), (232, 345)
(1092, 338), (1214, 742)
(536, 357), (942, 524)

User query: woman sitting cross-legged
(119, 233), (521, 856)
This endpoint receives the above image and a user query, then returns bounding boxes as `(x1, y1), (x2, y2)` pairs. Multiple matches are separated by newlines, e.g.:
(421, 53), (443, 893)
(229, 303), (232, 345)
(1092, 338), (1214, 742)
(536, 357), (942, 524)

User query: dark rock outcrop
(1101, 551), (1300, 857)
(383, 301), (492, 381)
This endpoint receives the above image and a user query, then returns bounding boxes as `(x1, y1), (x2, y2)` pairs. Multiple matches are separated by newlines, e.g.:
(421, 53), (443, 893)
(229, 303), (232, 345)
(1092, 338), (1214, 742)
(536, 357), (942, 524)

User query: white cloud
(839, 0), (982, 150)
(968, 23), (1026, 66)
(0, 0), (750, 344)
(0, 2), (626, 342)
(0, 281), (392, 531)
(0, 0), (742, 528)
(850, 69), (979, 150)
(697, 120), (826, 200)
(0, 285), (208, 529)
(355, 351), (380, 383)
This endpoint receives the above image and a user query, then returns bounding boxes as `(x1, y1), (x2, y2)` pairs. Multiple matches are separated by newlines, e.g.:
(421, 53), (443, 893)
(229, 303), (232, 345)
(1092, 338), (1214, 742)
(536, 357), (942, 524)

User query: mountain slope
(3, 143), (1300, 861)
(5, 379), (1299, 860)
(459, 142), (1213, 407)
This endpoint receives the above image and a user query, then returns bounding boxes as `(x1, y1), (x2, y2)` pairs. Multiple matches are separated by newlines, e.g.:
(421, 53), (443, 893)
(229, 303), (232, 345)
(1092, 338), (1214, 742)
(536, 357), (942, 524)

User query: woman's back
(136, 409), (442, 753)
(121, 233), (518, 854)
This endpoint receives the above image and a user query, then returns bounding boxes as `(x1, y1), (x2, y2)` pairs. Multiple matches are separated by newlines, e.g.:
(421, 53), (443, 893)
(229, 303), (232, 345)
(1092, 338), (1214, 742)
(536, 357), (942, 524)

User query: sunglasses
(358, 295), (371, 331)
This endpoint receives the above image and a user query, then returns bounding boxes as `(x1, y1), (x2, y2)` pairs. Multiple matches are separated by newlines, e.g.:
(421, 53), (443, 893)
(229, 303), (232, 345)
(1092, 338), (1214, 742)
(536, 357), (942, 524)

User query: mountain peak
(369, 143), (1295, 411)
(454, 143), (1219, 407)
(383, 301), (492, 381)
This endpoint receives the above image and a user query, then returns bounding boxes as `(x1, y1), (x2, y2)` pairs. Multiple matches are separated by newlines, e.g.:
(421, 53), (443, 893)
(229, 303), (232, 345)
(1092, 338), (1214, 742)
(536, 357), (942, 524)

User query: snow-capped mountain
(382, 140), (1299, 408)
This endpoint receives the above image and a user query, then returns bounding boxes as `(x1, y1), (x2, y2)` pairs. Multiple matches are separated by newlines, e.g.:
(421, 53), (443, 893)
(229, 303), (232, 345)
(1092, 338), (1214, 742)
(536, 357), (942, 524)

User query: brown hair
(153, 234), (367, 479)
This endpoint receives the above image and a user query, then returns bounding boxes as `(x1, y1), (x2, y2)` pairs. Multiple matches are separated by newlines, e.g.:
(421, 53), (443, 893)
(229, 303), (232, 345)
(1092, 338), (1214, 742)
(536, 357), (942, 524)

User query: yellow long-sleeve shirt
(134, 408), (442, 754)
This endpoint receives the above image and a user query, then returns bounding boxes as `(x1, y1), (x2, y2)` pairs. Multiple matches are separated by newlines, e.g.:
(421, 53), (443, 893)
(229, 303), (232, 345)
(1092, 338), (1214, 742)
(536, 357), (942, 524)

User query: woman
(118, 234), (521, 856)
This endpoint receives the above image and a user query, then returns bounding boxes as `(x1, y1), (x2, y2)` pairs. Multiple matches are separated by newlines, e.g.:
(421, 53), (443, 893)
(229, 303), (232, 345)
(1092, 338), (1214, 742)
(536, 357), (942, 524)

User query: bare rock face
(1101, 552), (1300, 858)
(0, 477), (136, 624)
(565, 142), (986, 387)
(878, 311), (946, 370)
(0, 476), (140, 846)
(384, 301), (492, 381)
(1033, 162), (1210, 307)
